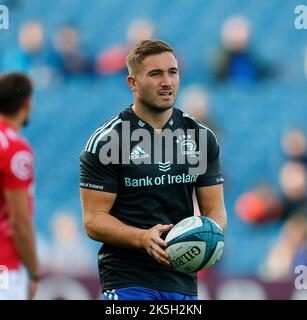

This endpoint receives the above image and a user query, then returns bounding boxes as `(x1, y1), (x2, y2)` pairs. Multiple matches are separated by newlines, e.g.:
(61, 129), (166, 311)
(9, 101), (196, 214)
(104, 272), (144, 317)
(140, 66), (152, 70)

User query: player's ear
(127, 75), (137, 92)
(22, 97), (32, 113)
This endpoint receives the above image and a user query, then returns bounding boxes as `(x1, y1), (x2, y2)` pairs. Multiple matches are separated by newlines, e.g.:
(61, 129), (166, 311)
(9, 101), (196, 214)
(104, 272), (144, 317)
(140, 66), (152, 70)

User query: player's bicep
(80, 188), (117, 220)
(80, 188), (117, 238)
(3, 189), (30, 226)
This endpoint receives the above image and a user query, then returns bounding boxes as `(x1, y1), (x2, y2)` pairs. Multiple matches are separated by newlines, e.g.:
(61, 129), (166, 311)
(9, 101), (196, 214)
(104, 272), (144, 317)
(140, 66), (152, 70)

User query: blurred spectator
(49, 25), (94, 77)
(212, 15), (276, 84)
(95, 18), (155, 75)
(180, 84), (220, 135)
(260, 214), (307, 281)
(126, 18), (156, 46)
(236, 162), (306, 223)
(257, 162), (307, 280)
(0, 20), (55, 89)
(281, 129), (307, 166)
(44, 210), (95, 276)
(235, 184), (282, 223)
(1, 21), (45, 72)
(279, 161), (307, 221)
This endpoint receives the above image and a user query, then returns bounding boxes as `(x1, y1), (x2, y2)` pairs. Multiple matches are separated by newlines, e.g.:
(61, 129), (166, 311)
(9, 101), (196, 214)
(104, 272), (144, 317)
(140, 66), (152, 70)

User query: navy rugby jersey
(80, 106), (224, 295)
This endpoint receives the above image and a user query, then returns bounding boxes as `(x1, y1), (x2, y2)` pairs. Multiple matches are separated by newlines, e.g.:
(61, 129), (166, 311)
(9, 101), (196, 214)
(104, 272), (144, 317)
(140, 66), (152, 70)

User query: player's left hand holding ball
(140, 224), (173, 267)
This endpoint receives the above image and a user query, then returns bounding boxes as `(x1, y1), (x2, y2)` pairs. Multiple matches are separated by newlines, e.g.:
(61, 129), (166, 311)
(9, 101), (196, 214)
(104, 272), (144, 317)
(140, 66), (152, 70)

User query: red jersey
(0, 120), (35, 270)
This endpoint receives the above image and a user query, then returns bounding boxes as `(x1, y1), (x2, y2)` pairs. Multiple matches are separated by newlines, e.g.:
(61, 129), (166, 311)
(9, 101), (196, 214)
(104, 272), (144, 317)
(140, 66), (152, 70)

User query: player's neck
(0, 115), (21, 132)
(132, 103), (173, 130)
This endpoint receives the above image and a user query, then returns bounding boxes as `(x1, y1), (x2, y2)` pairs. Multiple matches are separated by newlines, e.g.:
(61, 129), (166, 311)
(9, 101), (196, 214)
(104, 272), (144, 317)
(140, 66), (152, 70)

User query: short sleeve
(195, 129), (224, 187)
(80, 146), (119, 193)
(2, 147), (34, 190)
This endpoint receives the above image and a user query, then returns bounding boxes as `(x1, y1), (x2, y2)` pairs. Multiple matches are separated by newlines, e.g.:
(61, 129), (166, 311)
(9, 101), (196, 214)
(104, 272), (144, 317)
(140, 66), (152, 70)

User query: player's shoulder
(0, 130), (33, 174)
(0, 124), (32, 154)
(175, 108), (218, 140)
(82, 111), (126, 154)
(176, 108), (204, 128)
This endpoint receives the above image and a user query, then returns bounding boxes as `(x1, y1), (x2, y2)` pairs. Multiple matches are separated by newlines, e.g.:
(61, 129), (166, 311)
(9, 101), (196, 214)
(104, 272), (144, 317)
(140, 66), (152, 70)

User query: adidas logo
(129, 146), (150, 160)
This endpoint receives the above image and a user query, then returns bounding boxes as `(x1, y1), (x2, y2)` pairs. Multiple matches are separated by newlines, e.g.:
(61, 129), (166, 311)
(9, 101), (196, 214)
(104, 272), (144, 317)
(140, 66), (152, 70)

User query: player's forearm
(202, 208), (227, 232)
(11, 217), (40, 277)
(84, 212), (145, 249)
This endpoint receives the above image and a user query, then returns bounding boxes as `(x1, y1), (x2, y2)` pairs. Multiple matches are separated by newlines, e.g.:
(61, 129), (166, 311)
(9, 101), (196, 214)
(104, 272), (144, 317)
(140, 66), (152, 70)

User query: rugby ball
(165, 216), (224, 273)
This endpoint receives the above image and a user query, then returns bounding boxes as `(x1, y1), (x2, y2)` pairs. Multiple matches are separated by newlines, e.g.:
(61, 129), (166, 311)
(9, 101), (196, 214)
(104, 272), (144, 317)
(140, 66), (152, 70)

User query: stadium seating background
(0, 0), (306, 276)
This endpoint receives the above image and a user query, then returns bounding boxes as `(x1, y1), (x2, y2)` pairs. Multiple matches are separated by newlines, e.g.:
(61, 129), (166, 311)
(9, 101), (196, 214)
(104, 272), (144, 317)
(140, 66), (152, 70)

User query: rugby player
(80, 40), (227, 300)
(0, 73), (40, 300)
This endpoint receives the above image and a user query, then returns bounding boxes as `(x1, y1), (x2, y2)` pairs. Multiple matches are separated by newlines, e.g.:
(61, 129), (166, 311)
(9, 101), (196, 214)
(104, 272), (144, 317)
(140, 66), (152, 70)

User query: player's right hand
(140, 224), (173, 267)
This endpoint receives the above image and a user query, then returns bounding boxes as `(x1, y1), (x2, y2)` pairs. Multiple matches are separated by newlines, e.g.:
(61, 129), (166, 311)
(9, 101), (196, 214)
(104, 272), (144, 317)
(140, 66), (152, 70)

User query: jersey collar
(125, 105), (178, 131)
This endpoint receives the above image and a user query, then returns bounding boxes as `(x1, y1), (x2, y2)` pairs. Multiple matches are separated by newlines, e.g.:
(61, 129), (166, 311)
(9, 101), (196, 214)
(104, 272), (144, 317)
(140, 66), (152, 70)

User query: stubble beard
(139, 93), (176, 114)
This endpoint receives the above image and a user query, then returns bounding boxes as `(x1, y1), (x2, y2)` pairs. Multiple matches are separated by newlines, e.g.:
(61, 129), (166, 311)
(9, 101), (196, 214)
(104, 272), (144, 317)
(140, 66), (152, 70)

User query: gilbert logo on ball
(165, 216), (224, 273)
(0, 5), (9, 30)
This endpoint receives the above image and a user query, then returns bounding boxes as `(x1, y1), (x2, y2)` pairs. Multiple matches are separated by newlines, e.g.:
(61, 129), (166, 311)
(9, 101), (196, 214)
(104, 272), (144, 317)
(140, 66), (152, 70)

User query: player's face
(133, 52), (179, 112)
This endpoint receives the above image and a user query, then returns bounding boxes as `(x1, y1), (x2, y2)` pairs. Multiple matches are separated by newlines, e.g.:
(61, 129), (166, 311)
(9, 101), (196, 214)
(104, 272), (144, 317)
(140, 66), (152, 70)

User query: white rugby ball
(165, 216), (224, 273)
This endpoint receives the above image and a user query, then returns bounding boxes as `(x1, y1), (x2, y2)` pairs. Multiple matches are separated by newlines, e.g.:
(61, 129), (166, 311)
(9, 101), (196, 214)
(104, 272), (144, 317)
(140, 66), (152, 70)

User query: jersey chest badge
(176, 134), (200, 158)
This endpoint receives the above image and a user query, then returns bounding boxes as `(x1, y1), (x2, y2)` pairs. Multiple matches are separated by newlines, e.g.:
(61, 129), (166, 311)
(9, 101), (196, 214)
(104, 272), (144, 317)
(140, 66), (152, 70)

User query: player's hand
(28, 279), (39, 300)
(140, 224), (173, 267)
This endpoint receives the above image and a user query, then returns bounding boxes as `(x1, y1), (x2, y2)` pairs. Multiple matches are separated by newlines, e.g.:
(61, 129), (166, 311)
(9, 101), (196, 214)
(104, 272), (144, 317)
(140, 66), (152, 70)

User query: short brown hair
(0, 72), (33, 116)
(126, 39), (176, 75)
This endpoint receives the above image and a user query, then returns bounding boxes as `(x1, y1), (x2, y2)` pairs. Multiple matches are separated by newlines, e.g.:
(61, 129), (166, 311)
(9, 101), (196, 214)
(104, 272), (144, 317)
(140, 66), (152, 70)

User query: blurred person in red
(95, 18), (156, 75)
(212, 15), (276, 84)
(235, 184), (282, 223)
(0, 73), (41, 299)
(235, 161), (306, 224)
